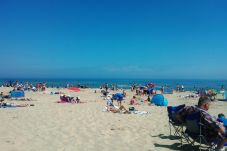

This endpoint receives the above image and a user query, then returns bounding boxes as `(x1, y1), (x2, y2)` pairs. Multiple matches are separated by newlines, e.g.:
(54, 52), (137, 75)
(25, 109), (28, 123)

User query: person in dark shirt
(176, 96), (227, 150)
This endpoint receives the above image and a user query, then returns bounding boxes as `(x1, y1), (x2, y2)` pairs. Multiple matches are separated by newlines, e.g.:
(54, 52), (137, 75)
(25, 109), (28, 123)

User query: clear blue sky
(0, 0), (227, 79)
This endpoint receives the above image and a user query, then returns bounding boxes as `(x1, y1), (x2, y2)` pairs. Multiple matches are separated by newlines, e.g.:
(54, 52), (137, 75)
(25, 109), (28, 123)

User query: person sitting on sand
(66, 95), (74, 102)
(176, 96), (227, 151)
(60, 94), (84, 103)
(0, 92), (11, 99)
(106, 95), (130, 114)
(130, 96), (139, 105)
(74, 96), (81, 103)
(0, 100), (33, 107)
(72, 96), (86, 103)
(60, 94), (69, 102)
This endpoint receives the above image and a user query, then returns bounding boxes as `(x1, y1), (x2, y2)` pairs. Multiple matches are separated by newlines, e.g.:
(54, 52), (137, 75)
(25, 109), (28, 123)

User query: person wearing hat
(106, 95), (130, 114)
(106, 95), (114, 107)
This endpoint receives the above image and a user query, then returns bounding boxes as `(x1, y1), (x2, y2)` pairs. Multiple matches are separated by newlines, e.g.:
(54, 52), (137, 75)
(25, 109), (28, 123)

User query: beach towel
(57, 101), (70, 103)
(57, 100), (85, 104)
(132, 111), (150, 115)
(0, 106), (17, 108)
(102, 106), (108, 112)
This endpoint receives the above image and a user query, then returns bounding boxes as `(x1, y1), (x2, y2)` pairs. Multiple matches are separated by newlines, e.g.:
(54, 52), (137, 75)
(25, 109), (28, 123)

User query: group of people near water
(1, 81), (47, 92)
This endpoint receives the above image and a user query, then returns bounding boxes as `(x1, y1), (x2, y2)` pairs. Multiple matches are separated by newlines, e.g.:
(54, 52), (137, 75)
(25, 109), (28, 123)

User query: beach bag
(129, 107), (135, 111)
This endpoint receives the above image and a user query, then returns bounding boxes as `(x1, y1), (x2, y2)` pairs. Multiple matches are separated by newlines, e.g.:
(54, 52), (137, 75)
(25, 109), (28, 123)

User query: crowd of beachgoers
(1, 80), (227, 150)
(1, 80), (225, 109)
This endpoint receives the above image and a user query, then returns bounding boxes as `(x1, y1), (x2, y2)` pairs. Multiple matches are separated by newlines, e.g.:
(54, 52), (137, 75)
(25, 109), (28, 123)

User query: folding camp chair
(183, 110), (220, 151)
(167, 105), (185, 137)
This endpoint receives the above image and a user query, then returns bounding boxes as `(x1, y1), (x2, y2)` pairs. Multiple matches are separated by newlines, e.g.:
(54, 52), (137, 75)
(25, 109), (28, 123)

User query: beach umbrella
(68, 87), (80, 92)
(147, 83), (156, 87)
(113, 93), (124, 101)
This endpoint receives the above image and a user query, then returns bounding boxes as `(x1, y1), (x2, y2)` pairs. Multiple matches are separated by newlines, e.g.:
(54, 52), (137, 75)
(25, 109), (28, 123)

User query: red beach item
(68, 87), (80, 92)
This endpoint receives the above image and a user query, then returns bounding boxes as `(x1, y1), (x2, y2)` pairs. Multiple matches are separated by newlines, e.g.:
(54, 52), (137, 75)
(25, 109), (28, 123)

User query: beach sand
(1, 87), (227, 151)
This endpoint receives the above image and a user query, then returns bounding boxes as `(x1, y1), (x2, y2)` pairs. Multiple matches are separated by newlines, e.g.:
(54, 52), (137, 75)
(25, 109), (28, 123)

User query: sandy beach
(0, 87), (227, 151)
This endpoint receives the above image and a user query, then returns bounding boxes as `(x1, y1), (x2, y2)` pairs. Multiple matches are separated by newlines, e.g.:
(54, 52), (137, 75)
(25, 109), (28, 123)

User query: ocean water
(0, 79), (227, 91)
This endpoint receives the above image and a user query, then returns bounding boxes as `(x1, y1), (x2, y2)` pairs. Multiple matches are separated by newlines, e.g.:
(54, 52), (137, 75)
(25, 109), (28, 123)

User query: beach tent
(112, 93), (124, 101)
(68, 87), (80, 92)
(10, 90), (25, 98)
(152, 94), (168, 106)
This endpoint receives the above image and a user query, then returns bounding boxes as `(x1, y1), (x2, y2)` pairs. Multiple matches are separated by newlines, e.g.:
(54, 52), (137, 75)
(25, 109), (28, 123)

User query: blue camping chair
(183, 110), (227, 151)
(167, 104), (185, 137)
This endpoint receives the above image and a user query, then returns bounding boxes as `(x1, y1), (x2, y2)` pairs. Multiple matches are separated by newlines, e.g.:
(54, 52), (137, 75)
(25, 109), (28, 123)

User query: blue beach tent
(10, 91), (25, 98)
(152, 94), (168, 106)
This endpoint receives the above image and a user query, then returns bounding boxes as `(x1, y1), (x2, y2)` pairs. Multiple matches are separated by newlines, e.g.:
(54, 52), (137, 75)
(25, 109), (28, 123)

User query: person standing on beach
(221, 85), (225, 91)
(104, 83), (108, 92)
(161, 86), (164, 94)
(181, 85), (184, 92)
(176, 85), (180, 92)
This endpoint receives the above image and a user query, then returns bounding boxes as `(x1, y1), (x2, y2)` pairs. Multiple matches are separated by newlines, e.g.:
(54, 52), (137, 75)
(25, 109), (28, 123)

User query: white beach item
(133, 111), (149, 115)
